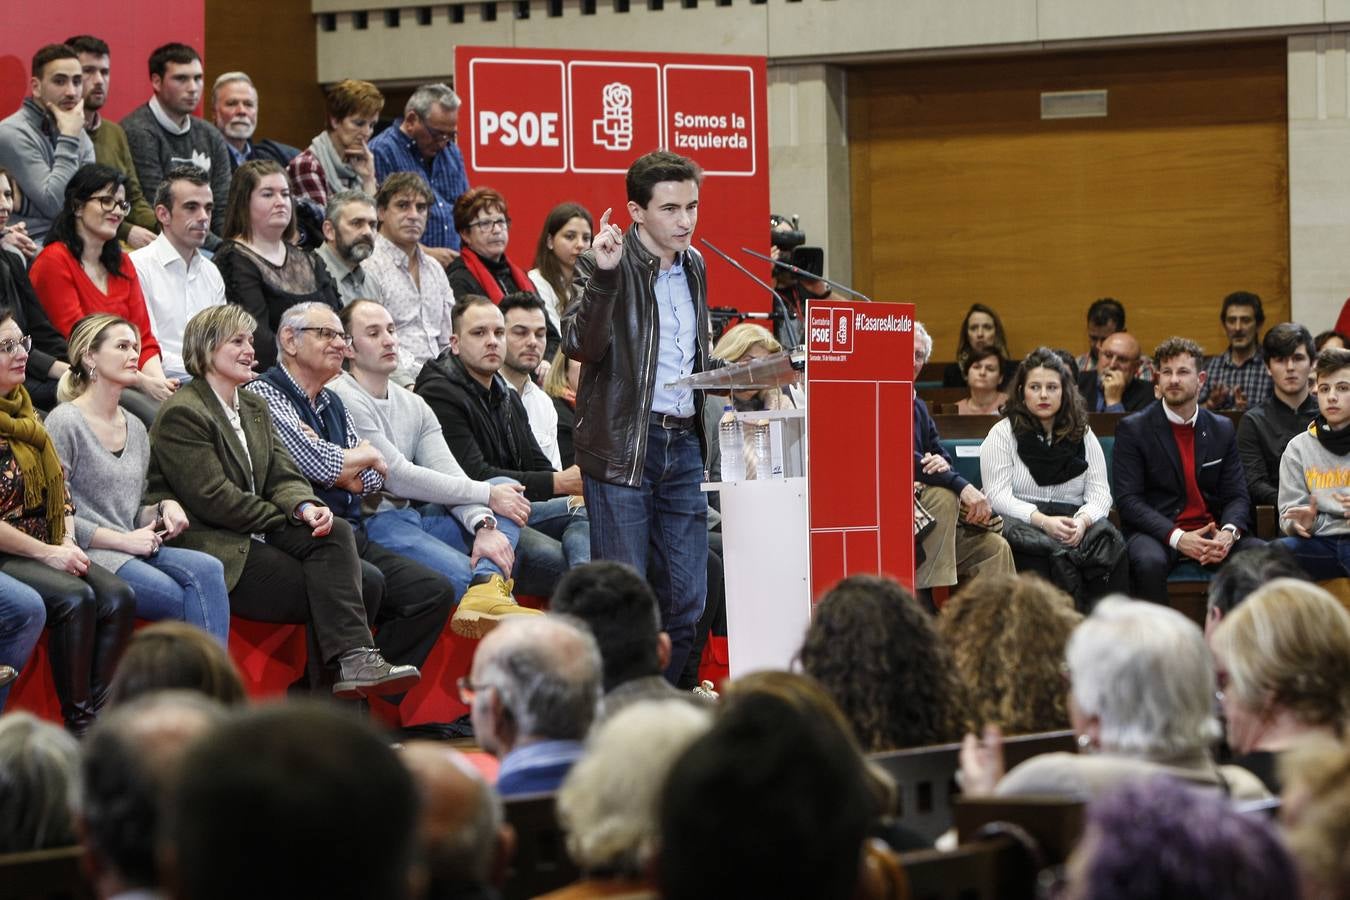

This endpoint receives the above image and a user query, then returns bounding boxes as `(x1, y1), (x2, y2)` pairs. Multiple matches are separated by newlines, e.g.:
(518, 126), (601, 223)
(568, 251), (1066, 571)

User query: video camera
(769, 213), (824, 279)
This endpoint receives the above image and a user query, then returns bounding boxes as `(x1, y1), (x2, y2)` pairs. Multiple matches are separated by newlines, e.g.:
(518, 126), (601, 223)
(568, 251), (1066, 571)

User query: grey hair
(406, 83), (460, 119)
(211, 71), (254, 104)
(557, 700), (711, 874)
(476, 614), (602, 741)
(0, 711), (81, 853)
(324, 189), (375, 227)
(182, 305), (257, 379)
(1067, 596), (1221, 756)
(914, 320), (933, 366)
(276, 301), (340, 355)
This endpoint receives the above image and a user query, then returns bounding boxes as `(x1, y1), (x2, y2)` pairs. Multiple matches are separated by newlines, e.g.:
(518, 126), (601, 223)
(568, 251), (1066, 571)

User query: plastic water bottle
(750, 419), (773, 480)
(718, 405), (745, 482)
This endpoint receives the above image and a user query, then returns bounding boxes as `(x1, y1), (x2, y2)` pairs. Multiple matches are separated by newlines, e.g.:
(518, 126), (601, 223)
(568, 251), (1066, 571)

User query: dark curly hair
(799, 575), (968, 751)
(1004, 346), (1087, 443)
(936, 572), (1081, 734)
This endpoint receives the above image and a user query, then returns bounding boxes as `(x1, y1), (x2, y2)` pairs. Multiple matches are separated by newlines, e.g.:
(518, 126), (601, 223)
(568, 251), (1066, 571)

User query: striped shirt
(979, 417), (1113, 524)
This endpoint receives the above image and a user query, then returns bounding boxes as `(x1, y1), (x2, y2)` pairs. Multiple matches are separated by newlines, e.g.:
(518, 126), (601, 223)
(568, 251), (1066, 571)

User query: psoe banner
(456, 46), (771, 314)
(806, 301), (916, 596)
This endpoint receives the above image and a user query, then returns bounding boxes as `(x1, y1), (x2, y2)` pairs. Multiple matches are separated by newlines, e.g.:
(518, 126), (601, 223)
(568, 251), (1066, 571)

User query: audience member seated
(0, 573), (44, 712)
(129, 165), (225, 382)
(213, 159), (340, 371)
(370, 83), (470, 268)
(800, 574), (968, 751)
(361, 173), (454, 386)
(315, 189), (380, 305)
(542, 699), (711, 900)
(119, 43), (230, 243)
(500, 292), (563, 468)
(400, 742), (514, 900)
(542, 348), (579, 470)
(936, 572), (1082, 734)
(959, 597), (1268, 801)
(0, 165), (68, 408)
(79, 691), (226, 899)
(1237, 323), (1319, 508)
(1280, 741), (1350, 900)
(47, 314), (231, 645)
(29, 163), (177, 426)
(244, 302), (456, 668)
(550, 561), (699, 714)
(942, 302), (1015, 388)
(0, 711), (79, 852)
(1076, 296), (1154, 380)
(106, 620), (245, 707)
(464, 614), (602, 797)
(1076, 331), (1153, 413)
(286, 79), (381, 210)
(0, 44), (95, 246)
(1276, 346), (1350, 578)
(211, 72), (299, 172)
(1201, 290), (1273, 411)
(1315, 329), (1347, 352)
(528, 202), (594, 338)
(658, 691), (875, 900)
(0, 306), (134, 735)
(982, 347), (1127, 606)
(146, 304), (417, 698)
(162, 702), (419, 900)
(331, 299), (540, 633)
(701, 323), (794, 482)
(1203, 543), (1309, 642)
(1059, 777), (1297, 900)
(955, 346), (1008, 415)
(66, 35), (157, 249)
(446, 189), (553, 348)
(1113, 336), (1261, 603)
(416, 295), (588, 579)
(0, 164), (39, 264)
(912, 322), (1015, 598)
(1210, 578), (1350, 791)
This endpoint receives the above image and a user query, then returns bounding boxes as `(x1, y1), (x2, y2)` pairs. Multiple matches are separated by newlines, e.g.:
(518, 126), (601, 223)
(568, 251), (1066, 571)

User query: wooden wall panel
(849, 41), (1290, 365)
(206, 0), (320, 150)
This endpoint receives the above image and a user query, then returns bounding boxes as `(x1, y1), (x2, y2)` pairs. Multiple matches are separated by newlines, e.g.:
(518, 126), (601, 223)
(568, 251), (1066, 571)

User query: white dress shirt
(509, 376), (562, 470)
(130, 233), (226, 379)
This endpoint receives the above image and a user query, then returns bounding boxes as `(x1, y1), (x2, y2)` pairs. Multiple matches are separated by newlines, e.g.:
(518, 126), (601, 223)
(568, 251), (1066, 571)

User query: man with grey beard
(317, 189), (383, 305)
(211, 72), (298, 173)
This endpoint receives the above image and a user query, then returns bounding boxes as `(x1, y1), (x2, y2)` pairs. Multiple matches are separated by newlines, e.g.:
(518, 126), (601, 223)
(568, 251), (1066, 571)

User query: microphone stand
(738, 246), (873, 303)
(701, 239), (803, 349)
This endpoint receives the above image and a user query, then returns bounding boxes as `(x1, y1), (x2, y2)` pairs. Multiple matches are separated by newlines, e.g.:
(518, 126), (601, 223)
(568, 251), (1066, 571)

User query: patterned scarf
(0, 385), (66, 541)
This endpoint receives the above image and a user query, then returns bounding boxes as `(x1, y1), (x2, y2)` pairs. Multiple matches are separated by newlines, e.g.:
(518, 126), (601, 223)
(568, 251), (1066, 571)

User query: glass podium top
(665, 349), (804, 392)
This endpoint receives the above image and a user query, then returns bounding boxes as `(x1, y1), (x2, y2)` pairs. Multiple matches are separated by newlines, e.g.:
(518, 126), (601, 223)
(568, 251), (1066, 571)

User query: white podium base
(704, 477), (811, 679)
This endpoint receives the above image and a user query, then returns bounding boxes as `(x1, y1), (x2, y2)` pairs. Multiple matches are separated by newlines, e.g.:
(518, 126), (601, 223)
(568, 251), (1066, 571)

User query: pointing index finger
(599, 207), (612, 230)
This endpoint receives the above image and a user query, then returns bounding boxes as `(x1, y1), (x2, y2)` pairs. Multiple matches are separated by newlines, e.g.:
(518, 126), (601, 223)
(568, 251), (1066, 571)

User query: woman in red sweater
(29, 164), (176, 425)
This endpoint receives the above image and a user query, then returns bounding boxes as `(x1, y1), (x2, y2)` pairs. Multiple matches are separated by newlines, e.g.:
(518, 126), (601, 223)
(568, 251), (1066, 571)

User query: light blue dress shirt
(652, 256), (697, 416)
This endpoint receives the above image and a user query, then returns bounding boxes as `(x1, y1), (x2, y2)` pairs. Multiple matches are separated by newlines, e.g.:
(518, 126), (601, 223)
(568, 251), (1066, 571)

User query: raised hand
(592, 208), (624, 270)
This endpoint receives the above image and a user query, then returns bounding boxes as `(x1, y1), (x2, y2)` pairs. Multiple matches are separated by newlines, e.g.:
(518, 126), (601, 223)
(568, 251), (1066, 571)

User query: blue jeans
(0, 572), (46, 711)
(365, 485), (522, 600)
(510, 497), (591, 599)
(1276, 534), (1350, 579)
(116, 548), (232, 646)
(583, 420), (707, 681)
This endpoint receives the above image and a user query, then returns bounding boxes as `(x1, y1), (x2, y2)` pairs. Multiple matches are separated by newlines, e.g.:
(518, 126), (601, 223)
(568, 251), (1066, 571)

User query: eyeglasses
(423, 121), (458, 144)
(456, 675), (492, 705)
(0, 335), (31, 357)
(87, 194), (132, 214)
(468, 217), (511, 232)
(296, 326), (354, 346)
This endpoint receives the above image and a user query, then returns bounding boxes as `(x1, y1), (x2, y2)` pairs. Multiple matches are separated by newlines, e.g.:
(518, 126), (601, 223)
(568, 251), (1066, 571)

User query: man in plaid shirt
(1200, 291), (1273, 411)
(370, 83), (469, 271)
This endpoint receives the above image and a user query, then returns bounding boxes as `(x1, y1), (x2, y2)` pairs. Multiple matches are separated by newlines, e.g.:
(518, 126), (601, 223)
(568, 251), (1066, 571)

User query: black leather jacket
(561, 226), (715, 487)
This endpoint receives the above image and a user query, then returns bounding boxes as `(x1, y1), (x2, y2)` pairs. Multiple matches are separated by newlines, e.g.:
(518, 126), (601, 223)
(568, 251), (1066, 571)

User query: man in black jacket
(416, 295), (588, 596)
(560, 150), (714, 682)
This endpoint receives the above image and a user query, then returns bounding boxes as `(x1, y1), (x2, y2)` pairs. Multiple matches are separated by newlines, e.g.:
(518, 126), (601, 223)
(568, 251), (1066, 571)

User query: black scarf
(1312, 416), (1350, 456)
(1016, 428), (1089, 486)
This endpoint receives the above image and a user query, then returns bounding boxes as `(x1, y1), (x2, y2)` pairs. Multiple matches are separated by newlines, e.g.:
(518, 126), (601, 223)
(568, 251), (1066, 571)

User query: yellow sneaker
(450, 575), (542, 639)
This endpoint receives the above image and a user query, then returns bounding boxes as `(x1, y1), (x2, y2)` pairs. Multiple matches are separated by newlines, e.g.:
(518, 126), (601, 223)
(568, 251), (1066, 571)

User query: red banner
(456, 46), (771, 314)
(806, 301), (916, 596)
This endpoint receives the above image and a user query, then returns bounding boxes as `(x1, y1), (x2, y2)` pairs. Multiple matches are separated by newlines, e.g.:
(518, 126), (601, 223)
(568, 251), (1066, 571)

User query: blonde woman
(701, 324), (795, 481)
(542, 348), (580, 469)
(46, 314), (230, 645)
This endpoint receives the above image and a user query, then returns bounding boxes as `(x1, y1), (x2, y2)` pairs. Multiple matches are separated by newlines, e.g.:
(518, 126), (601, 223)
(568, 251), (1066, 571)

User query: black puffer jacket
(561, 226), (715, 487)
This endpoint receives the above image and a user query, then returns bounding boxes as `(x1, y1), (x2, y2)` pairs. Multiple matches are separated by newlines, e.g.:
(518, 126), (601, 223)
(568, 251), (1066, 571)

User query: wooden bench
(0, 846), (91, 900)
(501, 792), (578, 900)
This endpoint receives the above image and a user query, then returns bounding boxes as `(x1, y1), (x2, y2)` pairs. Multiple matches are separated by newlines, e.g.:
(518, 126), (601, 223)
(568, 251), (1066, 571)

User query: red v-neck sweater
(1169, 420), (1212, 532)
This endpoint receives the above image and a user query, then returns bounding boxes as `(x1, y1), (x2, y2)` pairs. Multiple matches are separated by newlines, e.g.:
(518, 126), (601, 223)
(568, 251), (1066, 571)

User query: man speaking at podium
(562, 150), (715, 683)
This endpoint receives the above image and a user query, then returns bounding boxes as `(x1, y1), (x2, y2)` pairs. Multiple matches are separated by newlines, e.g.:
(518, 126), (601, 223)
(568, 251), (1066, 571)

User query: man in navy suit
(464, 615), (601, 797)
(1112, 336), (1263, 602)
